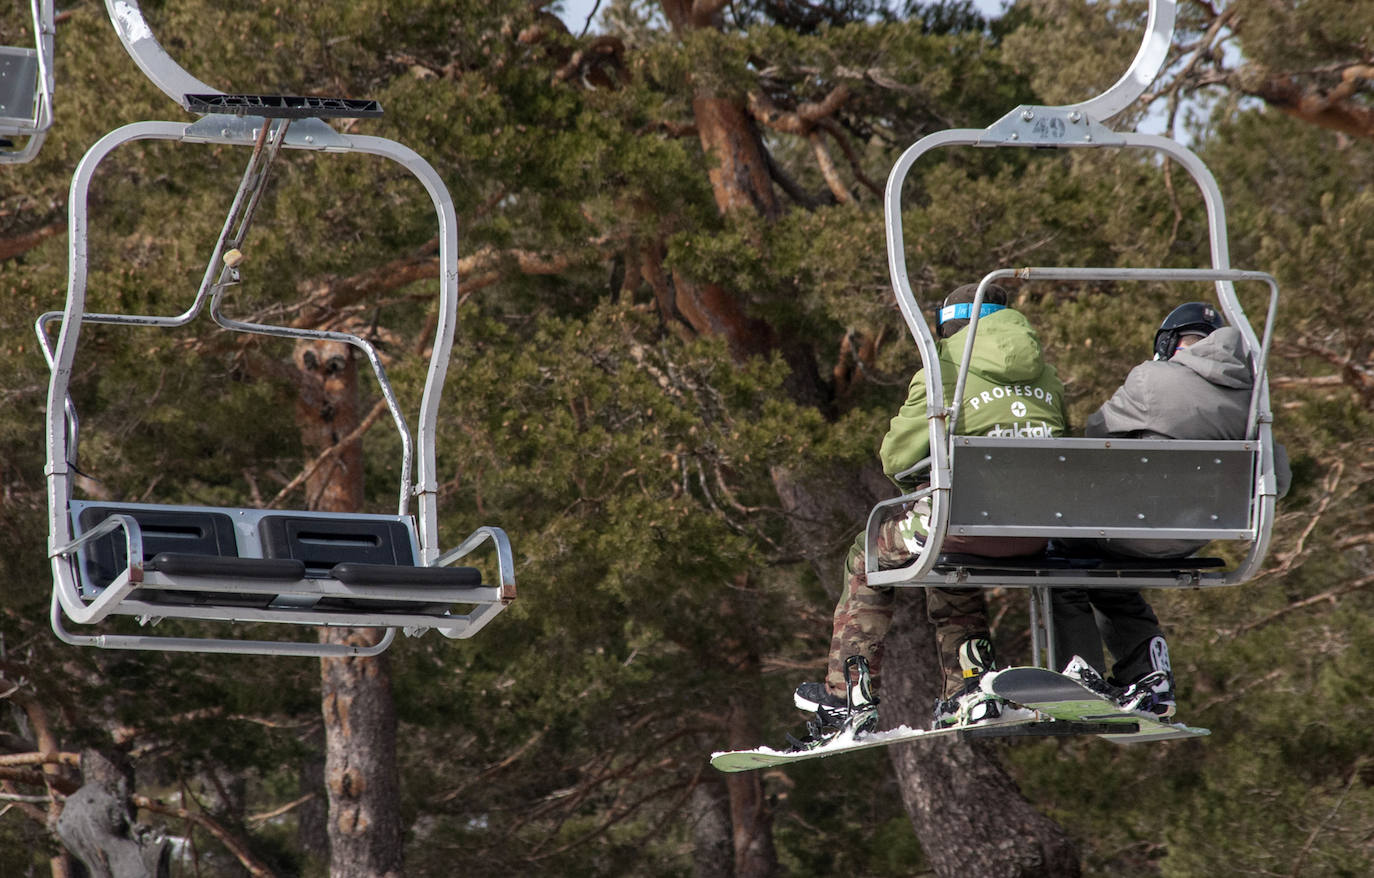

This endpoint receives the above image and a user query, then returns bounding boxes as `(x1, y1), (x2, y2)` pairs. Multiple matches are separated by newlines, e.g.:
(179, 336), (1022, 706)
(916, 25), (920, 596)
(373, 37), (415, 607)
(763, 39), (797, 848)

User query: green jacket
(879, 308), (1068, 489)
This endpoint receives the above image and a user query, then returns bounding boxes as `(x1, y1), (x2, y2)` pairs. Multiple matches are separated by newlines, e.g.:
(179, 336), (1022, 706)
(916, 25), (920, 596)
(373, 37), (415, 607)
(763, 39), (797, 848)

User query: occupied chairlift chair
(868, 0), (1282, 671)
(0, 0), (55, 163)
(38, 0), (514, 657)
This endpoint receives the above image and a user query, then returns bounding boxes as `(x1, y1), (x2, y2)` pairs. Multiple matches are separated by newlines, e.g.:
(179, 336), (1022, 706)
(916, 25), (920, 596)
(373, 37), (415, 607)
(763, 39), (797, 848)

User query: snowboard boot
(1118, 670), (1176, 718)
(931, 637), (1033, 729)
(789, 656), (879, 750)
(792, 681), (843, 714)
(1116, 636), (1176, 717)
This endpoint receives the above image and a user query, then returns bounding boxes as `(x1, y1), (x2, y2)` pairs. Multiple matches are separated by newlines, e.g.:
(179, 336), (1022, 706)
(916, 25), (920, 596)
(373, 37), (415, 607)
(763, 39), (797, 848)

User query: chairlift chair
(869, 0), (1282, 670)
(38, 0), (515, 657)
(0, 0), (55, 164)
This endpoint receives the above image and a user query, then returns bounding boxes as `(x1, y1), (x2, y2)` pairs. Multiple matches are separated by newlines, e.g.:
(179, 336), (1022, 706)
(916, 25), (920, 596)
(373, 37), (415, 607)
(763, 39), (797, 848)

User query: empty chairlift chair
(38, 0), (514, 657)
(867, 0), (1282, 670)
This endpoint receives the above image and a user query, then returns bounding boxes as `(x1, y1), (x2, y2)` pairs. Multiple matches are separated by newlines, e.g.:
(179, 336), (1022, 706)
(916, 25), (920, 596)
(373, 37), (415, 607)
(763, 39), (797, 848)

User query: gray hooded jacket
(1086, 326), (1254, 440)
(1083, 326), (1289, 558)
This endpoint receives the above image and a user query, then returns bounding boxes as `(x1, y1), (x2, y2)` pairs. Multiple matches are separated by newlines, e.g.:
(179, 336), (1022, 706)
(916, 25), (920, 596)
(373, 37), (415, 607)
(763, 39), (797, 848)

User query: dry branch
(133, 795), (277, 878)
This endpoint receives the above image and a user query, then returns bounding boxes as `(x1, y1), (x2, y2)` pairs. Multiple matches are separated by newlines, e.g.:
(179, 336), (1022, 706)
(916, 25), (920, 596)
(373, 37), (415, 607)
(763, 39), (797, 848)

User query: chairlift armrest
(891, 457), (932, 485)
(864, 487), (939, 579)
(148, 553), (306, 580)
(434, 526), (516, 602)
(54, 513), (145, 578)
(329, 562), (481, 588)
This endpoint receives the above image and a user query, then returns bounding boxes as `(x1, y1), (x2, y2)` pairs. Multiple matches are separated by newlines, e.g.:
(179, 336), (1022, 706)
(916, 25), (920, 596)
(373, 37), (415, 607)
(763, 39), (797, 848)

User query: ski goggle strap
(937, 302), (1006, 326)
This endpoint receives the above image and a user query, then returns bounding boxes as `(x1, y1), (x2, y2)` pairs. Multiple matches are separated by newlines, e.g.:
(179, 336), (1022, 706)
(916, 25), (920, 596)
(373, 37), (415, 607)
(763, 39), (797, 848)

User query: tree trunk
(298, 751), (330, 864)
(722, 659), (777, 878)
(883, 594), (1081, 878)
(693, 96), (780, 221)
(319, 629), (404, 877)
(55, 750), (169, 878)
(295, 340), (405, 877)
(687, 775), (733, 878)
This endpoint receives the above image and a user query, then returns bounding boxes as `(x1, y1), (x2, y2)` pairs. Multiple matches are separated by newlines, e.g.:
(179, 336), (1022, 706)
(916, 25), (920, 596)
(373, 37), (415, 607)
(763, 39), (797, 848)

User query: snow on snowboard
(712, 666), (1207, 772)
(714, 719), (1055, 774)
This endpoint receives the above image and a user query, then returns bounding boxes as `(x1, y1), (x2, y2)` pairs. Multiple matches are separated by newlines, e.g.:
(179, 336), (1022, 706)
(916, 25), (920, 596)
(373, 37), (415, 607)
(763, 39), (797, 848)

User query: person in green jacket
(793, 284), (1069, 733)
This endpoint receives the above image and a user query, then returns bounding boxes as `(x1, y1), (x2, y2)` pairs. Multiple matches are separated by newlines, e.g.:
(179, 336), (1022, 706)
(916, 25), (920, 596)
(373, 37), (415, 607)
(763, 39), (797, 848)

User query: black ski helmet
(1153, 302), (1224, 361)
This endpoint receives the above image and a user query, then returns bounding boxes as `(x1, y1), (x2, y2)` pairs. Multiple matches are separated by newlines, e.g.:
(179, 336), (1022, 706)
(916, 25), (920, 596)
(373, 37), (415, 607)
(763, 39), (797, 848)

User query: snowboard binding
(787, 655), (879, 751)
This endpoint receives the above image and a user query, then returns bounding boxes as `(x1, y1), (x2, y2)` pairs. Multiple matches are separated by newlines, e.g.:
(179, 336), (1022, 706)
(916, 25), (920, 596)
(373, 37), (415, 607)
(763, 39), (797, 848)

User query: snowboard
(983, 666), (1210, 744)
(710, 714), (1120, 773)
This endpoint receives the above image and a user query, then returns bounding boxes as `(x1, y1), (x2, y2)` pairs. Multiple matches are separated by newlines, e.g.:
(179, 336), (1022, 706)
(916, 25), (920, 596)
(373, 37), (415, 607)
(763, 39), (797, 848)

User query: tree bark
(722, 661), (778, 878)
(55, 750), (169, 878)
(295, 339), (405, 877)
(883, 595), (1081, 878)
(1231, 64), (1374, 143)
(687, 775), (733, 878)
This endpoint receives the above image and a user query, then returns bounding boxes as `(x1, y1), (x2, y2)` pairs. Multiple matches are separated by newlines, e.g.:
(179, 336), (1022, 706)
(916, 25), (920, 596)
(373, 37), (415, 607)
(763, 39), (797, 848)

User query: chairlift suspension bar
(210, 118), (291, 277)
(105, 0), (221, 110)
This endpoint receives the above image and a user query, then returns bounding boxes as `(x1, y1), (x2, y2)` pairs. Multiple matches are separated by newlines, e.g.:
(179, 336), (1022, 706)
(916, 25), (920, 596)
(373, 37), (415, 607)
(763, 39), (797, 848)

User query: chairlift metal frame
(0, 0), (55, 163)
(868, 0), (1281, 664)
(39, 0), (514, 656)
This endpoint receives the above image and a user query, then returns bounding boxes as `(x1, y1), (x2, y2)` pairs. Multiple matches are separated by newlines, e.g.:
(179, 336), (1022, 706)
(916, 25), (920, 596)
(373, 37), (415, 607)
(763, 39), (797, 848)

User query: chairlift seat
(67, 502), (487, 617)
(77, 505), (286, 607)
(259, 514), (480, 611)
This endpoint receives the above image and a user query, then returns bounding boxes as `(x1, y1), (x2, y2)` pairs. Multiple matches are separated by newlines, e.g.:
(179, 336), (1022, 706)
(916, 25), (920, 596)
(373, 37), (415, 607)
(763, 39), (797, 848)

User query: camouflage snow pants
(825, 500), (1047, 699)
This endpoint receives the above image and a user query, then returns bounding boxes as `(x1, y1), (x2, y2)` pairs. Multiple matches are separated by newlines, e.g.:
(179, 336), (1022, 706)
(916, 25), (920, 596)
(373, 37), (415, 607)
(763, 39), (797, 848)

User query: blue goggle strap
(938, 302), (1006, 325)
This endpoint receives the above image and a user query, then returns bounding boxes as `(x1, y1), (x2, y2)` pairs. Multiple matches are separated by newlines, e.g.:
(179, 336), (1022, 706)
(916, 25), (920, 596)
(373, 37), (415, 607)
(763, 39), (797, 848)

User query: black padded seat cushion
(320, 565), (481, 613)
(260, 515), (476, 613)
(75, 507), (288, 607)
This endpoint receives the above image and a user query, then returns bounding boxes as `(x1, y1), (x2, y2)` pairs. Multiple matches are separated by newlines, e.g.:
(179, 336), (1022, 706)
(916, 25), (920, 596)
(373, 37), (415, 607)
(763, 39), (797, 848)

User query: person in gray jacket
(1054, 303), (1290, 717)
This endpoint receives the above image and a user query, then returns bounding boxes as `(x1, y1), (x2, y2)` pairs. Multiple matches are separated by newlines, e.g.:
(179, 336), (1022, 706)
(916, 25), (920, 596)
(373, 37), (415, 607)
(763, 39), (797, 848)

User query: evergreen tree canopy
(0, 0), (1370, 875)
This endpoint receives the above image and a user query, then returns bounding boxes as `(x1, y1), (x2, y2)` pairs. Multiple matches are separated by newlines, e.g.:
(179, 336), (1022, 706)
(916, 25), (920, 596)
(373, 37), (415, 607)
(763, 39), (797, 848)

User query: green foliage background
(0, 0), (1370, 875)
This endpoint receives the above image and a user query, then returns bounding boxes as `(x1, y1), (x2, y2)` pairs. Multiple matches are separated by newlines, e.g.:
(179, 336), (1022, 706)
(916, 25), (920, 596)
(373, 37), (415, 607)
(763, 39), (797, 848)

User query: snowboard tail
(984, 666), (1210, 743)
